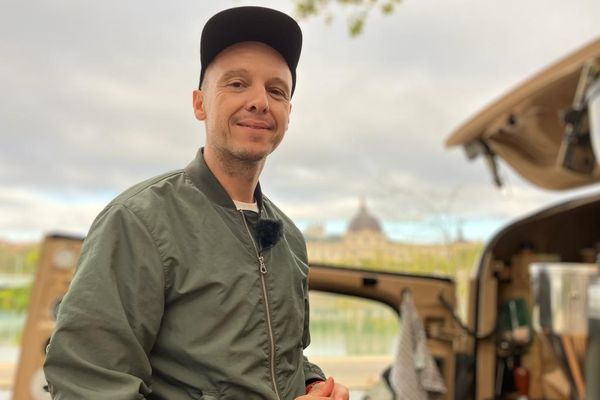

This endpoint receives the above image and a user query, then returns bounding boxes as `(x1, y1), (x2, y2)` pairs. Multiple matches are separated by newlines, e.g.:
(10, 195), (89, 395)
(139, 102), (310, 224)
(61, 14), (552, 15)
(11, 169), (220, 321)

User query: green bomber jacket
(44, 150), (325, 399)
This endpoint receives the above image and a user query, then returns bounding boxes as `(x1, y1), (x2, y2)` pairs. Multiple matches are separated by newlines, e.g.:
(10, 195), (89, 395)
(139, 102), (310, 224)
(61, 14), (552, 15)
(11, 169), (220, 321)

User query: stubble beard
(230, 147), (268, 164)
(213, 144), (268, 177)
(205, 119), (279, 177)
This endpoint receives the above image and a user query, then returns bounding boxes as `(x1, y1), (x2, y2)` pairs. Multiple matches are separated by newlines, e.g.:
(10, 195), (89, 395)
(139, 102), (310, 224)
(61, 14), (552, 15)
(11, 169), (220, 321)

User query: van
(14, 38), (600, 400)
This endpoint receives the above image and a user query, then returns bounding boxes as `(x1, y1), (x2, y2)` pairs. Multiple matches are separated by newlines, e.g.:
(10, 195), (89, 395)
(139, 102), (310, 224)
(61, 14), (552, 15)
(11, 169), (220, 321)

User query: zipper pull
(258, 255), (267, 274)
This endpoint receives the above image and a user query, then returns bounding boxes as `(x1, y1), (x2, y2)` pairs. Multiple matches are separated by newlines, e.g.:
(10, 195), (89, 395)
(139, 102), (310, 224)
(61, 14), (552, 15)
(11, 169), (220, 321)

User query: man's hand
(295, 377), (350, 400)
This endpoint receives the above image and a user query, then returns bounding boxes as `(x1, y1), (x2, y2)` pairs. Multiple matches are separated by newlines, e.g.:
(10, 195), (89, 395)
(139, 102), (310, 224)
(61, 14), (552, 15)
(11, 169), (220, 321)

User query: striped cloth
(390, 291), (447, 400)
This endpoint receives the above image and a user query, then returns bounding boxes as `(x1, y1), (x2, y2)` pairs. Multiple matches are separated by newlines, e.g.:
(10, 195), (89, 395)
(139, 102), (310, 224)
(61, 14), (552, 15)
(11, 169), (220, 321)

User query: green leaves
(294, 0), (402, 37)
(348, 12), (366, 36)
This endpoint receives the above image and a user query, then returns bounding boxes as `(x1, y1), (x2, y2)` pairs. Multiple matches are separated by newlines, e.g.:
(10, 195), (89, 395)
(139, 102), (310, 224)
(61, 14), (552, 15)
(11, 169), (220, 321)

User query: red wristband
(305, 380), (325, 394)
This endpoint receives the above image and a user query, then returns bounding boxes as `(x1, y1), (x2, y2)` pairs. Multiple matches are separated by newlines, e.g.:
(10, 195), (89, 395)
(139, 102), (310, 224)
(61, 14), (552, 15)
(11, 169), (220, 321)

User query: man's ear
(286, 102), (292, 128)
(192, 90), (206, 121)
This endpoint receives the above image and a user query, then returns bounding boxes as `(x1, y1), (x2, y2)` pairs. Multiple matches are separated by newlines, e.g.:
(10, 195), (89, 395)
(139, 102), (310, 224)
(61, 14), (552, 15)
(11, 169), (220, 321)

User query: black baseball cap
(199, 6), (303, 95)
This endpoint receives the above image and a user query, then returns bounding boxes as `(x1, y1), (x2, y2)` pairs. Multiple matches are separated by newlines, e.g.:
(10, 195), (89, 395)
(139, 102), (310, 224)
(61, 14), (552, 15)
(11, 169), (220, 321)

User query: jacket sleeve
(44, 204), (166, 400)
(301, 275), (326, 384)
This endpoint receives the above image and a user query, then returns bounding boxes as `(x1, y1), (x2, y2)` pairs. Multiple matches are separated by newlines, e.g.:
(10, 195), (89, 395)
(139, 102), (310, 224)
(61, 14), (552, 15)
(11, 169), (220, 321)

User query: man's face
(193, 41), (293, 164)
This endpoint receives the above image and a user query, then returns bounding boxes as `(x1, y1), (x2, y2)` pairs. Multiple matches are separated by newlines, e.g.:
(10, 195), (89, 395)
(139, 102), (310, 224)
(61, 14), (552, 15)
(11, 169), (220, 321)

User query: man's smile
(235, 119), (274, 130)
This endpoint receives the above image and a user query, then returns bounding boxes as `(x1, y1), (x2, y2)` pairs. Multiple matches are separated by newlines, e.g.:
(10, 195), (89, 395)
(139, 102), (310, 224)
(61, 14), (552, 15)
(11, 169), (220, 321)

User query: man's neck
(203, 147), (264, 203)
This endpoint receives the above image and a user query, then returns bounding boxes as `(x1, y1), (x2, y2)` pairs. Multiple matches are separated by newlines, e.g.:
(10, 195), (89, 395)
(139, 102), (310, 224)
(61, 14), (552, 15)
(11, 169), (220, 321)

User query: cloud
(0, 0), (599, 241)
(0, 188), (107, 241)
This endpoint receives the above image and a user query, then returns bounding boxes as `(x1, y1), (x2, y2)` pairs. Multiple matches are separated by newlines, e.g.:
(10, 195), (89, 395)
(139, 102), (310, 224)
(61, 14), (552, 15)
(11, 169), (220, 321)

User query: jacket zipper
(240, 210), (281, 400)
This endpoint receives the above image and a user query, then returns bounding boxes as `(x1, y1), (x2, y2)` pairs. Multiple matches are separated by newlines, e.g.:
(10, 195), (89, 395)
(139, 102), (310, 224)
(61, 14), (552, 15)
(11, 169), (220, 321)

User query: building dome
(348, 199), (382, 233)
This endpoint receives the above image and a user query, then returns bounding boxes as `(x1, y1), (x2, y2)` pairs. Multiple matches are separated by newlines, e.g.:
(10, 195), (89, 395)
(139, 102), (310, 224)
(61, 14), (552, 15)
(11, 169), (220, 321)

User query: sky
(1, 0), (599, 243)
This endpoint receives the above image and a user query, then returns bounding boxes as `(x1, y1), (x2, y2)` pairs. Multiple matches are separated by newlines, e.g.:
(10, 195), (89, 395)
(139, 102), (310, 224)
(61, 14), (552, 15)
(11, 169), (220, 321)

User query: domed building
(304, 199), (476, 283)
(344, 199), (387, 257)
(348, 199), (383, 233)
(305, 199), (407, 265)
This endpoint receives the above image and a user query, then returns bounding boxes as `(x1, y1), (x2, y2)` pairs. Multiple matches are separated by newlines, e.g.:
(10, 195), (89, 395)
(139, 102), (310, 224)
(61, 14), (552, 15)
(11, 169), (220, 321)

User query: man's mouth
(236, 120), (273, 130)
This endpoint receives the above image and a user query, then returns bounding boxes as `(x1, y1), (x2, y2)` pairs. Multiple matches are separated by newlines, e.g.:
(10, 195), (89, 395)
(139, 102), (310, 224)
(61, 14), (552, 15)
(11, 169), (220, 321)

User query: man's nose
(245, 86), (269, 113)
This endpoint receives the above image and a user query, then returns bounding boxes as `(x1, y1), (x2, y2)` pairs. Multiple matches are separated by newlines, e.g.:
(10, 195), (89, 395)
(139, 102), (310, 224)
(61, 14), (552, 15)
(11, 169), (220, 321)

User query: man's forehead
(206, 42), (293, 83)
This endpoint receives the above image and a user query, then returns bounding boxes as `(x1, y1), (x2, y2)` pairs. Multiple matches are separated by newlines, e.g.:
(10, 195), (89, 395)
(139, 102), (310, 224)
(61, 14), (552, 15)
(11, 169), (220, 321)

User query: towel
(390, 291), (447, 400)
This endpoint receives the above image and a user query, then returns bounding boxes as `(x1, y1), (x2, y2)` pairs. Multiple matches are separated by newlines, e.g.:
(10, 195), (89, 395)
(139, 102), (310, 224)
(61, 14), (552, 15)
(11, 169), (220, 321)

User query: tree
(293, 0), (402, 37)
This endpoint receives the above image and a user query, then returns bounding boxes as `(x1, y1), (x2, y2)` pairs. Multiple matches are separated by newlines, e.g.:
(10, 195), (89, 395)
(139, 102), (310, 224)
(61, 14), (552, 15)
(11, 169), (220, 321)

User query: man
(44, 6), (349, 400)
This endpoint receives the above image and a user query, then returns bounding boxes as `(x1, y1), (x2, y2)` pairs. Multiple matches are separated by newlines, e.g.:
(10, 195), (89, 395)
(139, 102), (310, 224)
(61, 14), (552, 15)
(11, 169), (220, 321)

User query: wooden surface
(0, 363), (13, 390)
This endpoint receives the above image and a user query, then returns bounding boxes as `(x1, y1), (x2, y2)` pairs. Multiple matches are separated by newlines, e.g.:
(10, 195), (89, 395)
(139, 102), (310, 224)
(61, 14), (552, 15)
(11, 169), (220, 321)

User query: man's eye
(228, 81), (245, 88)
(269, 88), (287, 99)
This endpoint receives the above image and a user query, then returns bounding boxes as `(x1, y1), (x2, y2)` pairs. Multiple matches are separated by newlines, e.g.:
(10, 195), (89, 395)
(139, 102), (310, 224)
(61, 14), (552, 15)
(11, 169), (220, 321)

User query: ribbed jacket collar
(184, 148), (264, 211)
